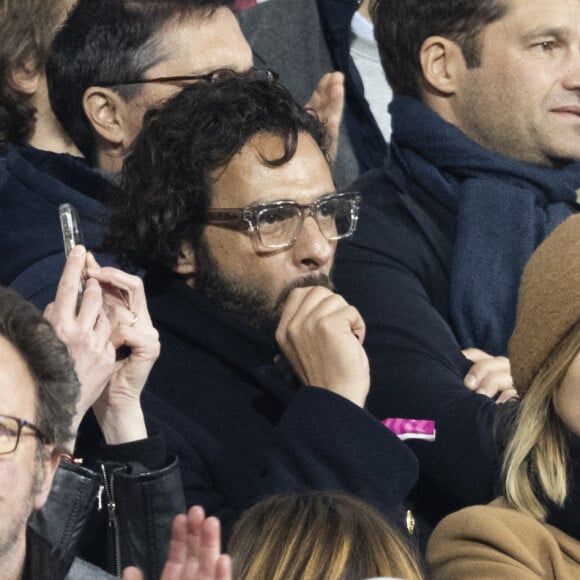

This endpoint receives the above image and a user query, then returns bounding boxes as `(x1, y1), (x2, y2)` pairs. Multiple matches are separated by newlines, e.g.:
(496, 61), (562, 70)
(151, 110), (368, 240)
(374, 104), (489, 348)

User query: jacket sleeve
(427, 503), (573, 580)
(109, 454), (185, 579)
(256, 386), (419, 532)
(86, 429), (186, 579)
(334, 171), (501, 515)
(32, 433), (185, 580)
(149, 386), (418, 545)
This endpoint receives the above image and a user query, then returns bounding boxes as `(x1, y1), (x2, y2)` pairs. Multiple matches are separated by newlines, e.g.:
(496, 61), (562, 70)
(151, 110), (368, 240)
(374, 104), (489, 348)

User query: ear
(10, 59), (41, 95)
(33, 447), (61, 511)
(419, 35), (467, 96)
(82, 86), (127, 149)
(175, 243), (196, 276)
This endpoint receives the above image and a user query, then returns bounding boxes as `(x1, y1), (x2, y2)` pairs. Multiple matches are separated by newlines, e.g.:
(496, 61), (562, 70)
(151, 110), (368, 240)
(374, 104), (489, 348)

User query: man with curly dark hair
(0, 0), (253, 309)
(103, 77), (420, 544)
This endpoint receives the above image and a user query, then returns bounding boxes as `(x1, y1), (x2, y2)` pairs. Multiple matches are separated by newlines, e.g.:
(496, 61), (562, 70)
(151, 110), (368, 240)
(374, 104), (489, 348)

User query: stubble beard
(194, 237), (333, 335)
(0, 453), (44, 572)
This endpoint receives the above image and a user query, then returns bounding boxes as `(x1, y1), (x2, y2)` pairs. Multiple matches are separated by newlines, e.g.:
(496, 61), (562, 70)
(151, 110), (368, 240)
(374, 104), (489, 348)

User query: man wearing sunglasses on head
(46, 0), (343, 176)
(102, 77), (420, 543)
(46, 0), (254, 174)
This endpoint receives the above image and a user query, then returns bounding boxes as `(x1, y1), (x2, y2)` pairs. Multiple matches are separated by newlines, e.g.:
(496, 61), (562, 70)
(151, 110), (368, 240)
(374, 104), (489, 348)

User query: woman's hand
(44, 246), (116, 449)
(462, 348), (518, 403)
(122, 506), (232, 580)
(85, 254), (160, 444)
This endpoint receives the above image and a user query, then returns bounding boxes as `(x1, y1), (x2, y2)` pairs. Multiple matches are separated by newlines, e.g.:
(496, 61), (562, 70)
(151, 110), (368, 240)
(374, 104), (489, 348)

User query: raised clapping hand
(44, 245), (160, 446)
(121, 506), (232, 580)
(462, 348), (518, 403)
(275, 286), (370, 408)
(306, 72), (344, 164)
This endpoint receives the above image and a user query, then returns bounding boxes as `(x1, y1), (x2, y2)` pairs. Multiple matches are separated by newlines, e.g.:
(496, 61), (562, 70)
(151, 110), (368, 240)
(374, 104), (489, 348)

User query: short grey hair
(0, 287), (79, 448)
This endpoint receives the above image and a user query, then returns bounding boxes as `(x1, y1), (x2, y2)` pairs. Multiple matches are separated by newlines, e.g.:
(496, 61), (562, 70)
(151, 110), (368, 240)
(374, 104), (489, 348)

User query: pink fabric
(233, 0), (257, 10)
(381, 418), (436, 441)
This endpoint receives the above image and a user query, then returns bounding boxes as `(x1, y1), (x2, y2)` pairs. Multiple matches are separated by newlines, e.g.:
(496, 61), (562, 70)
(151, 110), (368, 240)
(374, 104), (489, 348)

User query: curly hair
(103, 77), (328, 272)
(0, 286), (79, 448)
(0, 0), (72, 148)
(46, 0), (232, 164)
(371, 0), (508, 98)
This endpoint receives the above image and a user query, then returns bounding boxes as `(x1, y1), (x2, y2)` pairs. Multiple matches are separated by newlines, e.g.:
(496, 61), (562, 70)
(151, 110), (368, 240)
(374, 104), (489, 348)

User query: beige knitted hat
(509, 214), (580, 395)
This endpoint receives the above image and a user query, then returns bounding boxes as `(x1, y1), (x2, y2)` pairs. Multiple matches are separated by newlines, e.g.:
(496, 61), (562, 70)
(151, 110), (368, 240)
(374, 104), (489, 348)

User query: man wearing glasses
(46, 0), (342, 175)
(0, 282), (222, 578)
(3, 0), (254, 309)
(46, 0), (253, 173)
(0, 285), (115, 579)
(102, 77), (419, 542)
(3, 0), (342, 310)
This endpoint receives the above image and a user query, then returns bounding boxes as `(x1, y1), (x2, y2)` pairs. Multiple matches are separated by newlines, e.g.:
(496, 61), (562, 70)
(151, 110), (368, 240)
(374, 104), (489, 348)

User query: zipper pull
(97, 485), (104, 511)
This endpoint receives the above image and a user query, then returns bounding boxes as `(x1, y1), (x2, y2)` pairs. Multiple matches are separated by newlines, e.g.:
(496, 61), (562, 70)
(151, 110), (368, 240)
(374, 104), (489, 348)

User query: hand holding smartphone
(59, 203), (85, 310)
(58, 204), (132, 359)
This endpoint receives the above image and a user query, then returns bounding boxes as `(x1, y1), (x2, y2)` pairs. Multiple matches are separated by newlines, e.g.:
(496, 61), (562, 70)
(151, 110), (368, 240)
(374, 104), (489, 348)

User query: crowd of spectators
(0, 0), (579, 578)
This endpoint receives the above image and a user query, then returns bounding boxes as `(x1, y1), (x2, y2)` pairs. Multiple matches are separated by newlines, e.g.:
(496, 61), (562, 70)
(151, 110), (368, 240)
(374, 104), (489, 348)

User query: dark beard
(194, 237), (333, 335)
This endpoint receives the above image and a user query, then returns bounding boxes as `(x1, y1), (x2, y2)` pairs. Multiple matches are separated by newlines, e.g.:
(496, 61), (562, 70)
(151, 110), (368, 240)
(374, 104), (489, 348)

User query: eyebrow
(520, 26), (571, 44)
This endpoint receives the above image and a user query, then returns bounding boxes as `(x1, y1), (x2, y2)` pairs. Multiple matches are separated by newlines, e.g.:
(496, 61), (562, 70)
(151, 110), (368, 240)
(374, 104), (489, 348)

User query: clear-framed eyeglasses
(205, 191), (361, 250)
(0, 415), (46, 454)
(94, 67), (278, 88)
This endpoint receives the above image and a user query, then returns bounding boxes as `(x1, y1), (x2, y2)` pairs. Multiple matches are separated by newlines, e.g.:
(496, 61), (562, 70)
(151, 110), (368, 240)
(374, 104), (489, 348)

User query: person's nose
(562, 47), (580, 91)
(291, 214), (334, 271)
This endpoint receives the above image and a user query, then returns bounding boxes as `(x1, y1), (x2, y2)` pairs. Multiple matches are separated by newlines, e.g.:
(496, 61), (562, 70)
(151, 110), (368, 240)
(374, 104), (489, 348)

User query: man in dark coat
(1, 0), (253, 309)
(333, 0), (580, 527)
(103, 77), (420, 543)
(0, 0), (116, 308)
(1, 0), (343, 310)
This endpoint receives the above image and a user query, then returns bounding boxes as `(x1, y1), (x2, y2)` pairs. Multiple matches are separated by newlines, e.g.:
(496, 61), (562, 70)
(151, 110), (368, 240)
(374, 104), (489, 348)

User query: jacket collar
(23, 526), (70, 580)
(11, 144), (110, 204)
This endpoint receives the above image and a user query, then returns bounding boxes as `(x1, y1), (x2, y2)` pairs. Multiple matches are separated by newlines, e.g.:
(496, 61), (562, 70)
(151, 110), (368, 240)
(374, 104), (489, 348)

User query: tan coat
(427, 497), (580, 579)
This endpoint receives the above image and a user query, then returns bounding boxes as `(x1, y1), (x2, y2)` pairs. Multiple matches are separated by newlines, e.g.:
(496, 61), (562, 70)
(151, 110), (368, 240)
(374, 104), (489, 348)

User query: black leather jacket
(30, 433), (185, 580)
(23, 527), (114, 580)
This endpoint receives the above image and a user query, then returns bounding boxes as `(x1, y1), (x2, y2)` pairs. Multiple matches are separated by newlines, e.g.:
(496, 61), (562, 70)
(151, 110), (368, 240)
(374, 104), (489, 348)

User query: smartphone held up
(59, 203), (85, 309)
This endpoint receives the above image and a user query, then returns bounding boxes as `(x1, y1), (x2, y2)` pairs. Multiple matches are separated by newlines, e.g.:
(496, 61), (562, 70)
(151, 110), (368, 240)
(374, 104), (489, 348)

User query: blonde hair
(229, 491), (423, 580)
(503, 320), (580, 521)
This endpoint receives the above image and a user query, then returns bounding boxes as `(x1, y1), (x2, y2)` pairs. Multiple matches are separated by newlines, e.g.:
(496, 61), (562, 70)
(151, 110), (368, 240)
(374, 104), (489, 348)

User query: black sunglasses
(94, 67), (278, 88)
